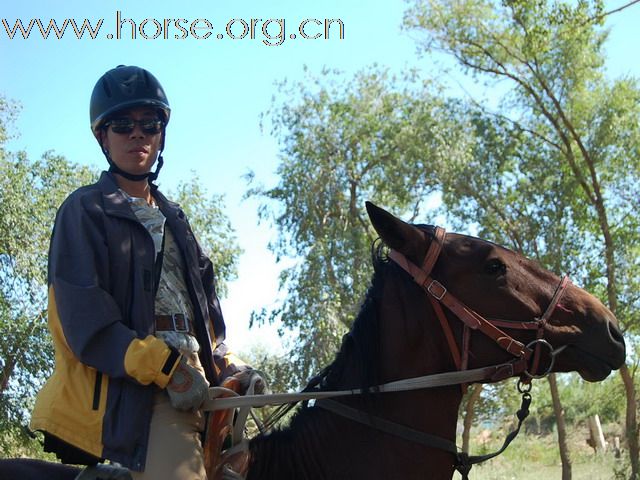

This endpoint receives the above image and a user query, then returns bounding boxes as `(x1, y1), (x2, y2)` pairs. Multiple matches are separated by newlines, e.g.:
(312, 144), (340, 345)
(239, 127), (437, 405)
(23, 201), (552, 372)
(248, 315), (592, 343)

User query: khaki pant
(132, 356), (208, 480)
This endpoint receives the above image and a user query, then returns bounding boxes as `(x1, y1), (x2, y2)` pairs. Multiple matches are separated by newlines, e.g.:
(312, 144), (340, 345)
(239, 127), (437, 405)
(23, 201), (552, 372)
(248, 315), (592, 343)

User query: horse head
(366, 201), (626, 385)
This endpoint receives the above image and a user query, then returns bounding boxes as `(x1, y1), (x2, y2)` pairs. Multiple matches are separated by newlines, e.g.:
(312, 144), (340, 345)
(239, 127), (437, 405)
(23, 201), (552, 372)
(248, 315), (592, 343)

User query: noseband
(387, 226), (571, 383)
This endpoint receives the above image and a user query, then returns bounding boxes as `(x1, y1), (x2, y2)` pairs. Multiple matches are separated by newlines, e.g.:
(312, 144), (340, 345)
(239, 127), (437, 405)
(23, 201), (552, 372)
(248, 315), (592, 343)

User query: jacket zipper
(92, 371), (103, 410)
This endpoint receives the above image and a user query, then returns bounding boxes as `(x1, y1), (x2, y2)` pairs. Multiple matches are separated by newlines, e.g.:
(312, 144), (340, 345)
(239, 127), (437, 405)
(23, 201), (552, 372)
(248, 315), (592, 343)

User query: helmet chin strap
(102, 148), (164, 183)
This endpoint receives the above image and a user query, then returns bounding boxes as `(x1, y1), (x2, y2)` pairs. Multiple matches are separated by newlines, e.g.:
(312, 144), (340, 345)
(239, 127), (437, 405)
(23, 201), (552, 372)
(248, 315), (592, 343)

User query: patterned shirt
(121, 191), (199, 354)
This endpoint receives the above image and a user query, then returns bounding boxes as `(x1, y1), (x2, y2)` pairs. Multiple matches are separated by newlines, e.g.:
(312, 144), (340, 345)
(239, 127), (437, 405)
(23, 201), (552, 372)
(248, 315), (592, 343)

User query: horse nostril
(609, 321), (623, 342)
(608, 320), (626, 352)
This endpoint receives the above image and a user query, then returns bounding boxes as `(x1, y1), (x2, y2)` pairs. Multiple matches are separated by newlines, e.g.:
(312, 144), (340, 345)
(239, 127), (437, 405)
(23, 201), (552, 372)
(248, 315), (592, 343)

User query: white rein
(203, 360), (527, 412)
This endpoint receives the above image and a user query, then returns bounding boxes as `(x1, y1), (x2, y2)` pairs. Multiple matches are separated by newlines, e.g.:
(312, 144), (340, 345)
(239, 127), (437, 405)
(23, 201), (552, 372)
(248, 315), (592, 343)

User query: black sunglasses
(104, 118), (164, 135)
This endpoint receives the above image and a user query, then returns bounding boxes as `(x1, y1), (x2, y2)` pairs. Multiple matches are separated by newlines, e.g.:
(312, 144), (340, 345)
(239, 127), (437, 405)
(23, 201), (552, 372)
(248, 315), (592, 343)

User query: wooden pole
(588, 414), (607, 453)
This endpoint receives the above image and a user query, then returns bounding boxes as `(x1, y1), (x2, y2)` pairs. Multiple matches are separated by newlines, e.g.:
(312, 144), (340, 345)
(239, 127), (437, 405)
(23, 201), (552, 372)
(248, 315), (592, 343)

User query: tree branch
(586, 0), (640, 24)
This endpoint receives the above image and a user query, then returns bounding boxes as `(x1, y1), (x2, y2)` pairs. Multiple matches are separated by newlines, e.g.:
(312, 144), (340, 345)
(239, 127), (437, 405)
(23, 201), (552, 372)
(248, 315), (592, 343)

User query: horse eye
(484, 259), (506, 275)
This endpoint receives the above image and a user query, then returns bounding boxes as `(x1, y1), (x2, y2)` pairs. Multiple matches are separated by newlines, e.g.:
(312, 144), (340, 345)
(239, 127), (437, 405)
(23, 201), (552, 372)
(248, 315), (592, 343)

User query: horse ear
(366, 201), (426, 263)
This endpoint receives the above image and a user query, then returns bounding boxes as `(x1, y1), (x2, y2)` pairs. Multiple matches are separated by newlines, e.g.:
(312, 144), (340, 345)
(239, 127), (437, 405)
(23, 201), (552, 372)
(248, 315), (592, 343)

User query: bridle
(387, 226), (571, 384)
(321, 226), (571, 479)
(204, 226), (573, 479)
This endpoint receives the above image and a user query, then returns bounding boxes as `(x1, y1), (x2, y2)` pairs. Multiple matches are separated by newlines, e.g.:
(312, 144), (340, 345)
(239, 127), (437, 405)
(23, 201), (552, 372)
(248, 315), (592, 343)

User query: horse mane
(247, 243), (390, 479)
(318, 224), (437, 392)
(315, 239), (388, 395)
(319, 224), (435, 394)
(247, 235), (434, 479)
(262, 225), (437, 426)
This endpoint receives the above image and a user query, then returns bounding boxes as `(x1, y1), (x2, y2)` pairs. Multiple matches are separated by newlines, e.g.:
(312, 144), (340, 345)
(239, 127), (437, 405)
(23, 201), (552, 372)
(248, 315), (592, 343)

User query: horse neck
(247, 268), (466, 479)
(246, 407), (344, 480)
(248, 389), (463, 480)
(361, 263), (465, 477)
(375, 265), (464, 437)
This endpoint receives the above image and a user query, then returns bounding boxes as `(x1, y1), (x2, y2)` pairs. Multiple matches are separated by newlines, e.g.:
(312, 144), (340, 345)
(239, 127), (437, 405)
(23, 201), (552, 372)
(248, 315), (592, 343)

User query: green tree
(251, 1), (637, 475)
(249, 66), (460, 384)
(168, 175), (241, 298)
(0, 150), (97, 455)
(404, 0), (640, 476)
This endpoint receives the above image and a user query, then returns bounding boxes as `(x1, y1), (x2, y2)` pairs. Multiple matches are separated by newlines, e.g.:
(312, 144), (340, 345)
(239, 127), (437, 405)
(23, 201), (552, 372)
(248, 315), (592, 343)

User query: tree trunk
(0, 356), (16, 393)
(461, 384), (483, 454)
(548, 373), (571, 480)
(620, 364), (639, 479)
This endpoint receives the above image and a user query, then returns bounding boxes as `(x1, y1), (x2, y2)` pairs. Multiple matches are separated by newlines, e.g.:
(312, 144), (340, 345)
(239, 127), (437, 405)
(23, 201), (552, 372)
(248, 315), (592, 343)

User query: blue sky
(1, 0), (639, 355)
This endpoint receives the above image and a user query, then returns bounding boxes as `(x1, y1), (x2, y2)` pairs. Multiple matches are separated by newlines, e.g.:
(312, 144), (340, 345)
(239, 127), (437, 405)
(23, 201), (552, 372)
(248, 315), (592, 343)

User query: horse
(0, 202), (626, 480)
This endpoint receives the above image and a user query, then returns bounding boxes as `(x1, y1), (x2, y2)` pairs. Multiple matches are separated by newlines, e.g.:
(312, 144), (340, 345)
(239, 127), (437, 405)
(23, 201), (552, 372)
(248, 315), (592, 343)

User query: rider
(30, 65), (252, 479)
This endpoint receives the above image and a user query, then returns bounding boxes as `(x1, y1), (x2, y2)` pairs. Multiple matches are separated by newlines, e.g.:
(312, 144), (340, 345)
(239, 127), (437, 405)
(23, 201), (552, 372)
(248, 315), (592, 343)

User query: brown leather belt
(155, 313), (195, 336)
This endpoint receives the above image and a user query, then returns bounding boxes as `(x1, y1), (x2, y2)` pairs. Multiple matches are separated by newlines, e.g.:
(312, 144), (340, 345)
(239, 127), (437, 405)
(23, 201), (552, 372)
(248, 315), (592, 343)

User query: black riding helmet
(90, 65), (171, 182)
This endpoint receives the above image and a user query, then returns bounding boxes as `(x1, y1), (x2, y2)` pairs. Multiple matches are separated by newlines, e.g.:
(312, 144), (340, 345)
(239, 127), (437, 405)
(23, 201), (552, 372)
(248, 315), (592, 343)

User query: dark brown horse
(0, 203), (626, 480)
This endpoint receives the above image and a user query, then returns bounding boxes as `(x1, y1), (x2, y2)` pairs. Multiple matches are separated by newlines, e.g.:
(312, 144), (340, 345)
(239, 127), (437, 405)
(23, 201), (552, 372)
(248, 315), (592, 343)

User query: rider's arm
(48, 193), (180, 387)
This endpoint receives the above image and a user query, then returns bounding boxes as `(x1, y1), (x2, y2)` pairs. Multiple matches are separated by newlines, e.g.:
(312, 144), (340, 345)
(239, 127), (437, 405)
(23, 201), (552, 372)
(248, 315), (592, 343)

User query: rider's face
(100, 107), (163, 176)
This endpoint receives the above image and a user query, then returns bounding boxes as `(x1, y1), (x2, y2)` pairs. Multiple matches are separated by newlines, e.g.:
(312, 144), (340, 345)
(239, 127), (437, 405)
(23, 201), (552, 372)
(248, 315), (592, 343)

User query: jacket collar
(97, 172), (189, 241)
(98, 171), (139, 221)
(152, 184), (190, 251)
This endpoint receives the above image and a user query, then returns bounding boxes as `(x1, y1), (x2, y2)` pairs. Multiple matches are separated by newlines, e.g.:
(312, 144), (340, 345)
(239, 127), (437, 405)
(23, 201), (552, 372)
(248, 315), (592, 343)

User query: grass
(452, 424), (625, 479)
(2, 420), (627, 479)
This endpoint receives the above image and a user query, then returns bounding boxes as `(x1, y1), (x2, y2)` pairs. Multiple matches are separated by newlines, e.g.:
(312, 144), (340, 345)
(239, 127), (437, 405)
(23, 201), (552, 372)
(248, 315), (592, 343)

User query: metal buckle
(171, 313), (189, 333)
(498, 337), (526, 357)
(523, 339), (555, 379)
(427, 280), (447, 300)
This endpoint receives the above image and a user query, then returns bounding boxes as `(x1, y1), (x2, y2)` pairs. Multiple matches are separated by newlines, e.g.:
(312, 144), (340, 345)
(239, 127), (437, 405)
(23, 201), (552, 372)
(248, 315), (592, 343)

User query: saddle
(205, 372), (260, 480)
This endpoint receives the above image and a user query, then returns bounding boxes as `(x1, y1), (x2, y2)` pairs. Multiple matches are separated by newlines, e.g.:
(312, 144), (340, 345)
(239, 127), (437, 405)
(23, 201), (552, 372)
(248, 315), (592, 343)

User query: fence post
(588, 414), (607, 453)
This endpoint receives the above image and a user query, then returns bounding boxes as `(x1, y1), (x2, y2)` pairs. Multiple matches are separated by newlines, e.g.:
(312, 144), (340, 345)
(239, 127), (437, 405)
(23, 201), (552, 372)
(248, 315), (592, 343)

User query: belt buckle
(172, 313), (189, 333)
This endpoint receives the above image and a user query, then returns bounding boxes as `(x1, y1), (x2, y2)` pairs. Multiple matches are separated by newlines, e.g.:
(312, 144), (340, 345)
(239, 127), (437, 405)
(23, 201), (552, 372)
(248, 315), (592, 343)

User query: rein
(203, 361), (540, 412)
(316, 387), (532, 479)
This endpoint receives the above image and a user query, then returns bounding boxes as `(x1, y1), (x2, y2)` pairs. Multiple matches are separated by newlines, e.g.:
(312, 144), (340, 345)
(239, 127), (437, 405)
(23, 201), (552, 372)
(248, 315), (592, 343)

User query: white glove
(166, 356), (209, 411)
(231, 368), (268, 395)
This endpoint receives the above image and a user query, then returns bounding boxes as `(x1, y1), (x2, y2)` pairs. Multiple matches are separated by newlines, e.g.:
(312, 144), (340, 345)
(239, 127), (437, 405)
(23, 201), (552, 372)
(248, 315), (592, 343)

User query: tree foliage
(403, 0), (640, 328)
(0, 146), (97, 453)
(167, 175), (241, 298)
(0, 97), (99, 447)
(249, 67), (462, 383)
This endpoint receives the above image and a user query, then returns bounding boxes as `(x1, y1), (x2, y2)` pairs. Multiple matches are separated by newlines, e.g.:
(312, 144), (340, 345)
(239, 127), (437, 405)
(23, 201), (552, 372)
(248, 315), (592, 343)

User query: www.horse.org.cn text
(1, 12), (346, 46)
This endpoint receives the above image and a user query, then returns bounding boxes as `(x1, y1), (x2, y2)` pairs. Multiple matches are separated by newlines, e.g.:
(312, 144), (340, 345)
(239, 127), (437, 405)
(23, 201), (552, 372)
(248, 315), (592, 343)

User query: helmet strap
(102, 147), (164, 183)
(147, 154), (164, 182)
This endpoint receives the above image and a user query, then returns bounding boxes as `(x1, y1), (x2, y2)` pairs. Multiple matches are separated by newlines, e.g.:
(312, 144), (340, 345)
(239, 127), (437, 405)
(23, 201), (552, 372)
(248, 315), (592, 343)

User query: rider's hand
(231, 367), (268, 395)
(166, 356), (209, 411)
